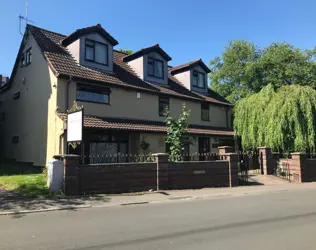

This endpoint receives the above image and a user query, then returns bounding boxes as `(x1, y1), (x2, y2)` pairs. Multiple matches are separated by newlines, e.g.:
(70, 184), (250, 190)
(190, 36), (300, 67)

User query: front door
(198, 137), (210, 161)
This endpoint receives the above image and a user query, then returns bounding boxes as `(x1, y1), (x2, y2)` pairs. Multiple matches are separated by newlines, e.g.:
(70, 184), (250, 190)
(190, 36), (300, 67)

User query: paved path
(1, 185), (316, 249)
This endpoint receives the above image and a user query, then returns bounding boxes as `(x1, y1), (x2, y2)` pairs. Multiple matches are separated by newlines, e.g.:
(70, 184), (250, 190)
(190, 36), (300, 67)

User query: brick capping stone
(218, 146), (234, 155)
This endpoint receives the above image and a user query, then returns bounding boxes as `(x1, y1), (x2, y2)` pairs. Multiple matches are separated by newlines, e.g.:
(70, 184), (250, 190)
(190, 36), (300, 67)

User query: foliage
(234, 84), (316, 153)
(118, 48), (133, 55)
(165, 104), (190, 161)
(209, 41), (316, 103)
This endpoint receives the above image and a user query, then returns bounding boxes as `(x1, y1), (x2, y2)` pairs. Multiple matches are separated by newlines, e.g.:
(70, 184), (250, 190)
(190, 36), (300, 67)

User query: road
(1, 188), (316, 250)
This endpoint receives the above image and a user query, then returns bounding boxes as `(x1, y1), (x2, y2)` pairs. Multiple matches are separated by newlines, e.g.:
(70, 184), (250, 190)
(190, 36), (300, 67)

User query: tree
(118, 48), (133, 55)
(234, 84), (316, 153)
(165, 104), (190, 161)
(209, 41), (316, 103)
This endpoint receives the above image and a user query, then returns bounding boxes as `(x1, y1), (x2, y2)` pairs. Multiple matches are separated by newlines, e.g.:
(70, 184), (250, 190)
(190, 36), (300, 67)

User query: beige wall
(173, 70), (191, 90)
(1, 32), (62, 166)
(61, 82), (232, 128)
(138, 133), (166, 154)
(127, 56), (143, 79)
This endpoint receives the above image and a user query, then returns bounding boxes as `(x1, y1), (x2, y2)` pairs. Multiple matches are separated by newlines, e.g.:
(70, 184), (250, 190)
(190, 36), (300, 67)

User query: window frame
(21, 47), (32, 67)
(25, 47), (32, 65)
(201, 102), (210, 121)
(158, 96), (169, 116)
(147, 57), (164, 79)
(76, 84), (111, 105)
(192, 70), (206, 89)
(84, 38), (109, 66)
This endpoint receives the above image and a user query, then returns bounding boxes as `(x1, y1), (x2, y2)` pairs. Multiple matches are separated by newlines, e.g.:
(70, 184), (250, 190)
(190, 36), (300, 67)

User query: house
(0, 24), (234, 167)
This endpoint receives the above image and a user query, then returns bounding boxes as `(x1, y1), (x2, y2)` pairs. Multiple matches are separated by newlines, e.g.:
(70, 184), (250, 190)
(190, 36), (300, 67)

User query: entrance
(198, 137), (210, 161)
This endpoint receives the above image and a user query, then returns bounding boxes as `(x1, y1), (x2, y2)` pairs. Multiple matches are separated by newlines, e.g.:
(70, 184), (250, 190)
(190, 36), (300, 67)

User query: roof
(123, 44), (172, 62)
(61, 24), (118, 46)
(8, 24), (231, 106)
(58, 114), (234, 136)
(169, 59), (211, 75)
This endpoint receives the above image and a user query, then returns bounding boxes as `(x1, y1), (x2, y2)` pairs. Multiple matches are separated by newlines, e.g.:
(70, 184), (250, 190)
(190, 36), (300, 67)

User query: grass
(0, 164), (50, 197)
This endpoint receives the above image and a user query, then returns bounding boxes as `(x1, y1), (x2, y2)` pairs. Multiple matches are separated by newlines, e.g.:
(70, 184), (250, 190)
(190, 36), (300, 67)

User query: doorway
(198, 137), (210, 161)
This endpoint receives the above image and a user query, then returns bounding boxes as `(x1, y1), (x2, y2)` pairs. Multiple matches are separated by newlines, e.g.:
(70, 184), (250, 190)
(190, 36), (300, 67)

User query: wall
(64, 155), (237, 195)
(127, 56), (144, 79)
(1, 32), (56, 166)
(139, 133), (166, 154)
(79, 33), (114, 73)
(66, 39), (80, 62)
(173, 70), (191, 90)
(63, 83), (231, 127)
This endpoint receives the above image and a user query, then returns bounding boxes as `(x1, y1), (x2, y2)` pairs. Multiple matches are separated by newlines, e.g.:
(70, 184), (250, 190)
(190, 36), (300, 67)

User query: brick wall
(62, 154), (238, 195)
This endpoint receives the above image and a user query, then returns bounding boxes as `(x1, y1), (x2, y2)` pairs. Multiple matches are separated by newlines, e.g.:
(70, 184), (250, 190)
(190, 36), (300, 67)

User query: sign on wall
(67, 110), (83, 142)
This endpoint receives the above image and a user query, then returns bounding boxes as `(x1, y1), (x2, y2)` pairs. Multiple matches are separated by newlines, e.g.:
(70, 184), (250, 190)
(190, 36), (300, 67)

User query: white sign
(67, 110), (83, 142)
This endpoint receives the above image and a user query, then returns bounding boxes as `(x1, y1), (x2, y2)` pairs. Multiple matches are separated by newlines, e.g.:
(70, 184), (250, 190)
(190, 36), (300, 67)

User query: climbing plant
(234, 84), (316, 153)
(165, 104), (190, 161)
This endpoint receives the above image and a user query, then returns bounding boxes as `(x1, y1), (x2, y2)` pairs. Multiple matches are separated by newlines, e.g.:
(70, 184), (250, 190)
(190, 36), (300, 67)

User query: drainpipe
(66, 76), (73, 111)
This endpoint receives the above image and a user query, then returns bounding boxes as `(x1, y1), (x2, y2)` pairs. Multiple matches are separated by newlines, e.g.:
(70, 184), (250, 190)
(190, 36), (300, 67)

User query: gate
(238, 151), (261, 185)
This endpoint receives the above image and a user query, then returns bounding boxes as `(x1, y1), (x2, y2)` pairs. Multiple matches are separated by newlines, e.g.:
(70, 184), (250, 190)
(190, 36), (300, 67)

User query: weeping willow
(234, 84), (316, 153)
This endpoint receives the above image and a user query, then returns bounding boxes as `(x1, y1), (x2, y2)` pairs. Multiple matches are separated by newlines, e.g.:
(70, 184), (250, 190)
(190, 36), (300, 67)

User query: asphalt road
(1, 188), (316, 250)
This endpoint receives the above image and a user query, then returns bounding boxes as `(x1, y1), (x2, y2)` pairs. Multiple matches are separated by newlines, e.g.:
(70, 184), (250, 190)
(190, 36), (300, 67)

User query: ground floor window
(84, 131), (129, 164)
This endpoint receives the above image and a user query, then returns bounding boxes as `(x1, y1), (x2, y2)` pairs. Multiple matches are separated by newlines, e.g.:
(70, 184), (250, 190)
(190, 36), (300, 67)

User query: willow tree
(234, 84), (316, 153)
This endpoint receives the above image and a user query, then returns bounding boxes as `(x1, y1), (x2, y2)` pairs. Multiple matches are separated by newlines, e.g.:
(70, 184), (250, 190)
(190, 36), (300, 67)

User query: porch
(61, 115), (235, 164)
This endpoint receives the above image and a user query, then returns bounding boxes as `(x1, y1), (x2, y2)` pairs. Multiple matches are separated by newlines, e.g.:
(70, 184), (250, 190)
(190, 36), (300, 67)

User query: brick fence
(61, 153), (238, 196)
(258, 147), (316, 183)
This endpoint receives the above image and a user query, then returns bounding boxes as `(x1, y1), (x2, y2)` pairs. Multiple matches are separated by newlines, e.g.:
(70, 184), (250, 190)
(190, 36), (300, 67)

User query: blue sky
(1, 0), (316, 76)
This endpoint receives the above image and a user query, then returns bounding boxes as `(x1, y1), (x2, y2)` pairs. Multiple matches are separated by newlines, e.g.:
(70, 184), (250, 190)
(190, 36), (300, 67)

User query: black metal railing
(84, 154), (157, 164)
(274, 160), (291, 182)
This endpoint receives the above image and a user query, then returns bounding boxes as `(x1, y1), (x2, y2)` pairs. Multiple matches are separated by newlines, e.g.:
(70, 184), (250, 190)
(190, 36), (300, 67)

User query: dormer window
(192, 70), (206, 89)
(85, 39), (108, 65)
(148, 57), (164, 79)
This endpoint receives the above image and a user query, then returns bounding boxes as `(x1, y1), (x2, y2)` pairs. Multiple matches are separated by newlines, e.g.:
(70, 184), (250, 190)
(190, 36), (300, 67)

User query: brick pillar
(153, 153), (169, 191)
(224, 153), (238, 187)
(258, 147), (275, 175)
(63, 154), (80, 196)
(291, 152), (306, 183)
(218, 146), (234, 155)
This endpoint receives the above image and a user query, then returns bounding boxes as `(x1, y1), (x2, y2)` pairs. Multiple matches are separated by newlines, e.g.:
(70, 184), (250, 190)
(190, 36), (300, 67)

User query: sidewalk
(2, 182), (316, 215)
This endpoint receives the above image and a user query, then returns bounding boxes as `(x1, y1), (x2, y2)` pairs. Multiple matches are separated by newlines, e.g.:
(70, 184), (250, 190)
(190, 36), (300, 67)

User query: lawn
(0, 164), (50, 197)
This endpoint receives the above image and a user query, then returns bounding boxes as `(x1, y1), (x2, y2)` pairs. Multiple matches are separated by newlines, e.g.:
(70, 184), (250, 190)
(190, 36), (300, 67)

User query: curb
(0, 205), (92, 216)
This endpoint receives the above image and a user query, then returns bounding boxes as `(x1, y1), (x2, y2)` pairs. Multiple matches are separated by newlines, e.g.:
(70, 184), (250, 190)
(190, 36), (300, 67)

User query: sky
(1, 0), (316, 76)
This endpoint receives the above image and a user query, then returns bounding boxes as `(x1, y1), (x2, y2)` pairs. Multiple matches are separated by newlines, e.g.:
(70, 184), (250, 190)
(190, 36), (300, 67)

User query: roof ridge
(27, 24), (67, 38)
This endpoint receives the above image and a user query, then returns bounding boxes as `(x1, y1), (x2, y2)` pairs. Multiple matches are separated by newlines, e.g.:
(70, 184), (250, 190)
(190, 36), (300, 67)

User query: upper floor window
(201, 103), (209, 121)
(21, 47), (32, 67)
(159, 96), (169, 116)
(192, 70), (205, 88)
(85, 39), (108, 65)
(76, 85), (110, 104)
(148, 57), (164, 79)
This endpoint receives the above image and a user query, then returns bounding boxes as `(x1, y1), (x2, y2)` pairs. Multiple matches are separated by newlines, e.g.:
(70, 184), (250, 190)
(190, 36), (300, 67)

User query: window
(25, 47), (32, 65)
(13, 91), (20, 100)
(159, 96), (169, 116)
(201, 103), (209, 121)
(76, 85), (110, 104)
(21, 47), (32, 67)
(192, 70), (205, 88)
(12, 136), (19, 143)
(148, 57), (164, 79)
(85, 39), (108, 65)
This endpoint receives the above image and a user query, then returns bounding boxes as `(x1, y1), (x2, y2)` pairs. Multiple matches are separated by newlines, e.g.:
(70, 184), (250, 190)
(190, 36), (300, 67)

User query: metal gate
(238, 151), (261, 185)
